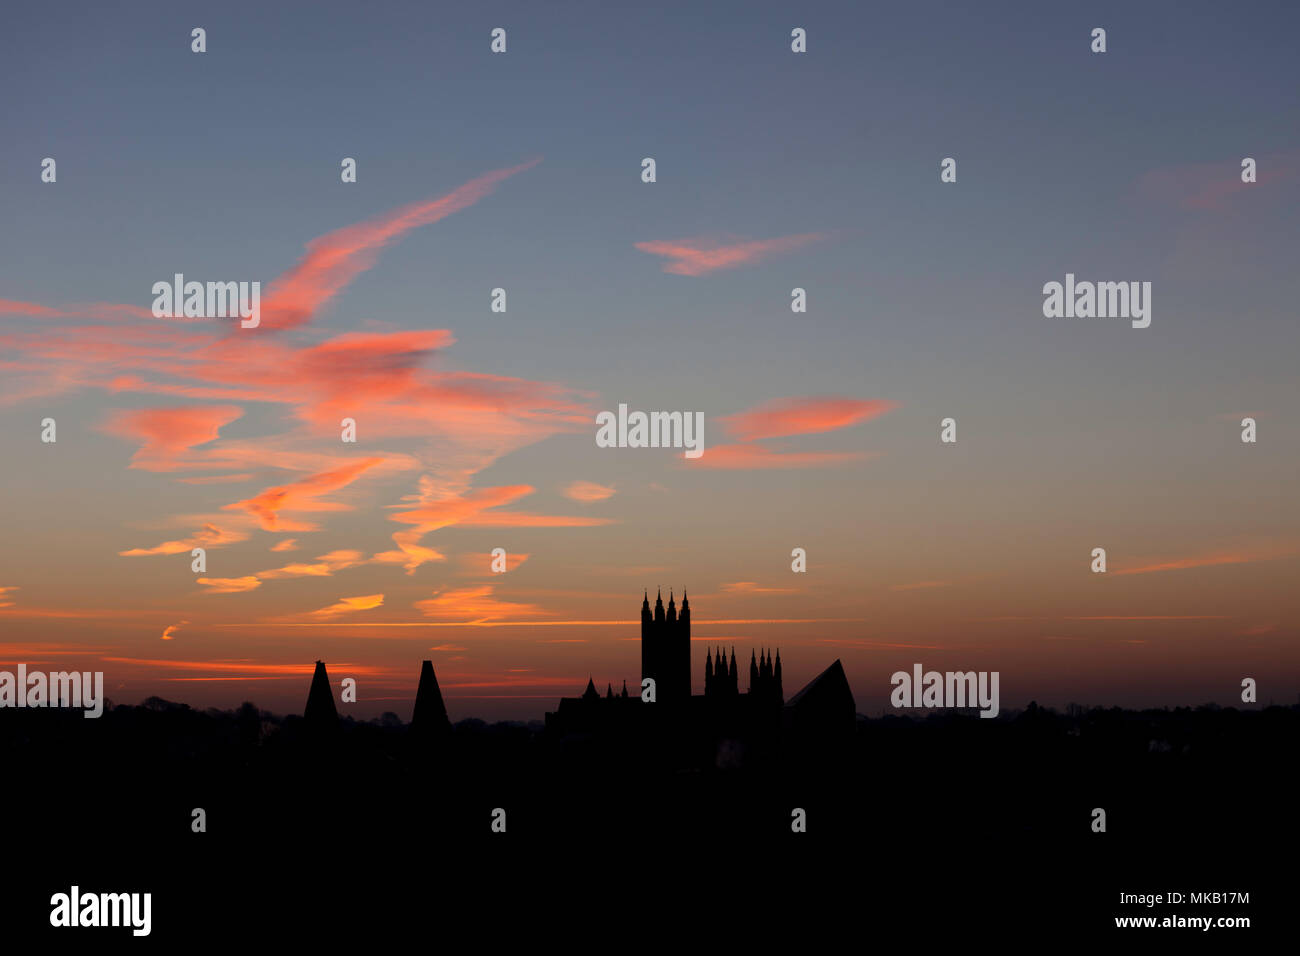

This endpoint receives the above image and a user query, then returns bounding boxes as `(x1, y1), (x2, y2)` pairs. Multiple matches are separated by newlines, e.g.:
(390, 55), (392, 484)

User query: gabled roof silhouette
(412, 660), (451, 732)
(785, 658), (852, 709)
(304, 660), (339, 725)
(784, 659), (855, 739)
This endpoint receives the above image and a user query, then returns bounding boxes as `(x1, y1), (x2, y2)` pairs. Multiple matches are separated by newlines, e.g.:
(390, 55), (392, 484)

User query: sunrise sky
(2, 1), (1298, 721)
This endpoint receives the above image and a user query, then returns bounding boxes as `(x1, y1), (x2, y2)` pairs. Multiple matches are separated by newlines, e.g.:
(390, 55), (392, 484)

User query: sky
(2, 0), (1298, 721)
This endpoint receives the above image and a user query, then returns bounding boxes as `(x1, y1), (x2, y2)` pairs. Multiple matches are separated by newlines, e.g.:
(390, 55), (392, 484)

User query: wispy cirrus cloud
(258, 159), (541, 331)
(687, 444), (873, 470)
(1133, 151), (1297, 211)
(415, 585), (544, 623)
(196, 576), (262, 594)
(562, 480), (616, 502)
(257, 549), (366, 580)
(224, 458), (388, 532)
(380, 484), (612, 574)
(308, 593), (385, 619)
(102, 405), (244, 471)
(635, 233), (828, 276)
(720, 582), (799, 595)
(720, 397), (898, 442)
(0, 299), (156, 321)
(687, 395), (896, 470)
(1113, 542), (1297, 576)
(120, 522), (248, 557)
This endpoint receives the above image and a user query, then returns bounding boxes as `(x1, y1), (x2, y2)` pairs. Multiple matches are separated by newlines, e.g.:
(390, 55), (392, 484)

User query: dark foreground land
(2, 700), (1292, 943)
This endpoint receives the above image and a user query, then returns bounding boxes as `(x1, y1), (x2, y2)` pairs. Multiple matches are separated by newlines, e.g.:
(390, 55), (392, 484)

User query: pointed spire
(643, 589), (650, 608)
(606, 682), (614, 699)
(412, 660), (451, 734)
(304, 660), (339, 726)
(583, 676), (598, 700)
(621, 679), (628, 698)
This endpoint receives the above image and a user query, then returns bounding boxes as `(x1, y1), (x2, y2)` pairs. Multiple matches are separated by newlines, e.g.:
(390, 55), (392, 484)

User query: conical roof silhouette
(304, 660), (339, 725)
(412, 660), (451, 733)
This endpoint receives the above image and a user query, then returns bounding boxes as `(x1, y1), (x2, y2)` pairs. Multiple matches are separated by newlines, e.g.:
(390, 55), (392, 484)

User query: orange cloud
(384, 484), (610, 574)
(258, 549), (365, 579)
(720, 582), (799, 595)
(270, 538), (299, 552)
(259, 159), (541, 330)
(635, 233), (828, 276)
(686, 444), (871, 470)
(458, 552), (531, 576)
(721, 397), (898, 442)
(0, 586), (16, 609)
(120, 522), (248, 556)
(889, 581), (951, 592)
(197, 576), (262, 594)
(161, 621), (189, 641)
(309, 593), (385, 619)
(562, 480), (616, 502)
(224, 458), (386, 531)
(100, 657), (393, 677)
(414, 585), (543, 623)
(1113, 543), (1297, 576)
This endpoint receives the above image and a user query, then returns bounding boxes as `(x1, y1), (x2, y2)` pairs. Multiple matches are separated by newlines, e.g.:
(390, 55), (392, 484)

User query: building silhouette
(641, 588), (690, 703)
(545, 591), (849, 760)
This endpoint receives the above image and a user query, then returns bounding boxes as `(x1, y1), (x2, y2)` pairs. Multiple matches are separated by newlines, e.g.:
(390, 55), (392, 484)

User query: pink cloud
(686, 443), (872, 470)
(102, 405), (244, 471)
(634, 233), (828, 276)
(1133, 152), (1297, 211)
(259, 159), (541, 330)
(721, 397), (898, 442)
(223, 458), (387, 531)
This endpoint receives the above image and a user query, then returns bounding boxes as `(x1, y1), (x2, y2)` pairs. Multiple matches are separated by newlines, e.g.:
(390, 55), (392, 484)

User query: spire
(621, 679), (628, 698)
(412, 660), (451, 734)
(606, 682), (614, 699)
(654, 587), (665, 623)
(304, 660), (339, 726)
(642, 589), (650, 609)
(583, 676), (598, 700)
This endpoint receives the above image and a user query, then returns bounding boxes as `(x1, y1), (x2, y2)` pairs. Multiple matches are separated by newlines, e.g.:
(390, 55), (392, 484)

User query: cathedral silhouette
(544, 591), (854, 758)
